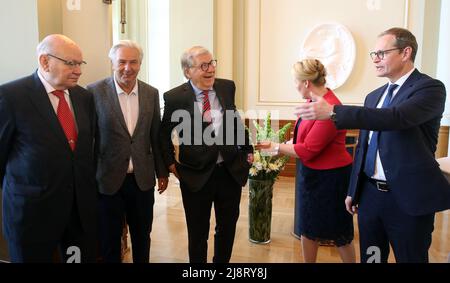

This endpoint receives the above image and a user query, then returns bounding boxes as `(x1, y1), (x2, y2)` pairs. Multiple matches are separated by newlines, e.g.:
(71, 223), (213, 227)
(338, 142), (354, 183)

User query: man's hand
(345, 196), (357, 215)
(168, 163), (180, 180)
(294, 93), (334, 120)
(157, 177), (169, 194)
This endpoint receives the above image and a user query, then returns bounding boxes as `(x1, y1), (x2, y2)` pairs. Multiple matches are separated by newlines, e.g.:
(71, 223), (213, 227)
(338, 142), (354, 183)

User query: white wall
(0, 0), (39, 84)
(148, 0), (170, 94)
(37, 0), (63, 40)
(437, 0), (450, 126)
(62, 0), (112, 86)
(169, 0), (214, 87)
(242, 0), (443, 119)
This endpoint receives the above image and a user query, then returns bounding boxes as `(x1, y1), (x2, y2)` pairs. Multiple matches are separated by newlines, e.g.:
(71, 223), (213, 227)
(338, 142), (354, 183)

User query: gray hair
(36, 40), (52, 57)
(108, 40), (144, 62)
(180, 46), (211, 78)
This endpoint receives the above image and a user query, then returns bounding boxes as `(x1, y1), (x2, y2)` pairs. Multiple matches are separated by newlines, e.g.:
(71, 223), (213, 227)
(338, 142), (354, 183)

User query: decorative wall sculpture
(299, 23), (356, 90)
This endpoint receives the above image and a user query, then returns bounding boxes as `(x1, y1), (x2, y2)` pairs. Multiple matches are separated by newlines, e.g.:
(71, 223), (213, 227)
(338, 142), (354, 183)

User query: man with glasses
(0, 34), (97, 262)
(295, 27), (450, 262)
(160, 46), (253, 263)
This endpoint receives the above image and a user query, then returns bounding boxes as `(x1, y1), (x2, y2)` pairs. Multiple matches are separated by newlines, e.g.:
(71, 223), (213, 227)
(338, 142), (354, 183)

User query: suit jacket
(87, 77), (168, 195)
(160, 79), (252, 192)
(335, 69), (450, 216)
(0, 72), (97, 244)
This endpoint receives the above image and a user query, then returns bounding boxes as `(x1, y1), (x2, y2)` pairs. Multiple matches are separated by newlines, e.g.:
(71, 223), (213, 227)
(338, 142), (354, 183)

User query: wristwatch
(330, 109), (337, 123)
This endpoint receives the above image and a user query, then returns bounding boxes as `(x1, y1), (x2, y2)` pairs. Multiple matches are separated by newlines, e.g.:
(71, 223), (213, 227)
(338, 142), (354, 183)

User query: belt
(366, 177), (390, 192)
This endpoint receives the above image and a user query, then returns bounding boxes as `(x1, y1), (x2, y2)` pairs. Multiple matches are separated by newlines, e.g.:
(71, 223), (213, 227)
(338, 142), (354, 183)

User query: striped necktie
(202, 90), (212, 123)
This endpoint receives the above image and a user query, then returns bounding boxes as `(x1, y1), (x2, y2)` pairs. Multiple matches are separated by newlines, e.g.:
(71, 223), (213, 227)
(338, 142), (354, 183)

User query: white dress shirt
(37, 70), (75, 116)
(368, 68), (415, 181)
(114, 78), (139, 173)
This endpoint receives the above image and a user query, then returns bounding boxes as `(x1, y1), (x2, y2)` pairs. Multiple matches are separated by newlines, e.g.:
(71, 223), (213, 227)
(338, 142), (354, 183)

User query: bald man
(0, 34), (97, 262)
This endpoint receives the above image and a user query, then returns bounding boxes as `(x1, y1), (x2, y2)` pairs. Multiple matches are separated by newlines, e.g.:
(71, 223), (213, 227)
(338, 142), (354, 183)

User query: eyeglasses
(193, 60), (217, 72)
(369, 48), (403, 60)
(47, 54), (87, 67)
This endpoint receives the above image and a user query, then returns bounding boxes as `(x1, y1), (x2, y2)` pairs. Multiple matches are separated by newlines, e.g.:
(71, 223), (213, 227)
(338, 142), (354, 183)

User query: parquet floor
(123, 176), (450, 263)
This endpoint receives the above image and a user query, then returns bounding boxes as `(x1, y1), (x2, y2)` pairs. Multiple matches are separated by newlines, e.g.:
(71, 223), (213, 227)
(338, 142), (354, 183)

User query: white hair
(108, 40), (144, 62)
(180, 46), (211, 78)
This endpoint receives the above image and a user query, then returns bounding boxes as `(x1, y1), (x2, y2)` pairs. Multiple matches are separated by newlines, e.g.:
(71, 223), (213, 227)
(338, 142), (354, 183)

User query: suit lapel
(369, 84), (389, 108)
(133, 80), (148, 138)
(105, 77), (129, 135)
(389, 69), (421, 106)
(28, 72), (71, 148)
(184, 82), (199, 117)
(213, 80), (226, 110)
(69, 88), (87, 153)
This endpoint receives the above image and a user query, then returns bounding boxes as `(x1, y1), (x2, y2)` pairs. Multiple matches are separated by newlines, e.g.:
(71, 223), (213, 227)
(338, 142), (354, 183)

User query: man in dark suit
(87, 40), (168, 263)
(0, 34), (97, 262)
(295, 27), (450, 263)
(160, 46), (253, 263)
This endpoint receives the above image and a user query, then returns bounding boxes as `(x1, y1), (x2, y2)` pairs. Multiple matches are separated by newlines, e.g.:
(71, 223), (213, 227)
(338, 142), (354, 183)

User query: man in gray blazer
(87, 40), (168, 263)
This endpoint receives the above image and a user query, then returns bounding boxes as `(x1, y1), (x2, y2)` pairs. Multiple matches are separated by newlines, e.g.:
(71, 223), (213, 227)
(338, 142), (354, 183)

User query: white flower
(268, 163), (279, 171)
(248, 112), (292, 180)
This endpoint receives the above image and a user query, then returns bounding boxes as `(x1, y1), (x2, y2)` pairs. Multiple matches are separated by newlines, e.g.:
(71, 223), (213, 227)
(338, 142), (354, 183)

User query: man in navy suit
(0, 34), (97, 262)
(295, 27), (450, 262)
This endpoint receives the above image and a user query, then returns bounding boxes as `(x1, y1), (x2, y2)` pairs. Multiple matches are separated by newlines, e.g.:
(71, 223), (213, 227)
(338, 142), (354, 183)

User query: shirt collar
(114, 77), (138, 96)
(390, 68), (415, 89)
(37, 69), (69, 96)
(189, 80), (213, 97)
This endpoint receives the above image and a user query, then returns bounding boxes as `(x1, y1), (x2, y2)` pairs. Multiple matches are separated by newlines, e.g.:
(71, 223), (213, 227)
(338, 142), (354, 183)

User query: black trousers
(98, 174), (154, 263)
(358, 176), (435, 263)
(181, 164), (242, 263)
(8, 200), (96, 263)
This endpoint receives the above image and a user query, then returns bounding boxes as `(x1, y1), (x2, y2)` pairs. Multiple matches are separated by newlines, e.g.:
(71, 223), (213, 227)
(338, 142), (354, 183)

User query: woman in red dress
(257, 59), (355, 262)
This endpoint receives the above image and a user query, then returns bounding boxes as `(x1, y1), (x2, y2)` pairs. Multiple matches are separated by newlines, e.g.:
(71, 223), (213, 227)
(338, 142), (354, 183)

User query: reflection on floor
(123, 176), (450, 263)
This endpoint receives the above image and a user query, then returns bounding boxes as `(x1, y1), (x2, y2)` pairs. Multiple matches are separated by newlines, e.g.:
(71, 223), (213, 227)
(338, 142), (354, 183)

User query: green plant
(249, 112), (291, 180)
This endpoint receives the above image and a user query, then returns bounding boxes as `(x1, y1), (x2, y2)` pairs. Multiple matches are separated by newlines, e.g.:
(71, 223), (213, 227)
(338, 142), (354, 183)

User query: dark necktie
(363, 84), (398, 177)
(52, 90), (77, 151)
(202, 90), (212, 123)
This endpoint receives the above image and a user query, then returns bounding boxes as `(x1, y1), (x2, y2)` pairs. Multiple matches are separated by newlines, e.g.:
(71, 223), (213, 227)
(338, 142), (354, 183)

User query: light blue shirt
(190, 81), (224, 163)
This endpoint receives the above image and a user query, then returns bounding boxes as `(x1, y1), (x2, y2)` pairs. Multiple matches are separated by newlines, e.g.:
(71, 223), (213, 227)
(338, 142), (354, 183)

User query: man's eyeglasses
(47, 54), (87, 67)
(369, 48), (403, 60)
(194, 60), (217, 72)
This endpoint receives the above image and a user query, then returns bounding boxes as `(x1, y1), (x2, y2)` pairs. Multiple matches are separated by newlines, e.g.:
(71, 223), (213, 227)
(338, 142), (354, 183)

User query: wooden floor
(123, 176), (450, 263)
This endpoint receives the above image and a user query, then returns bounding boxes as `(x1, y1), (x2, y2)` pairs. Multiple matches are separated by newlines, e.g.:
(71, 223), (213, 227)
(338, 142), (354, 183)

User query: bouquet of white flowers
(249, 113), (291, 180)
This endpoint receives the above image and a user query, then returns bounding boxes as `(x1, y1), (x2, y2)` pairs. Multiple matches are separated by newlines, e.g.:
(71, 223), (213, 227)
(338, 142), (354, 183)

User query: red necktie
(52, 90), (77, 151)
(202, 90), (212, 123)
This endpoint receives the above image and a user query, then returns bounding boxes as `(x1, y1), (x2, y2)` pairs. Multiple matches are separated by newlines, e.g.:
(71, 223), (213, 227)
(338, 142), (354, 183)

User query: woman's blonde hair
(292, 59), (327, 86)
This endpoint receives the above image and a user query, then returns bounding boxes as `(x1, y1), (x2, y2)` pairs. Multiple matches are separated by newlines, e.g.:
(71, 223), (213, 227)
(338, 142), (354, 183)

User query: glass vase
(248, 178), (275, 244)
